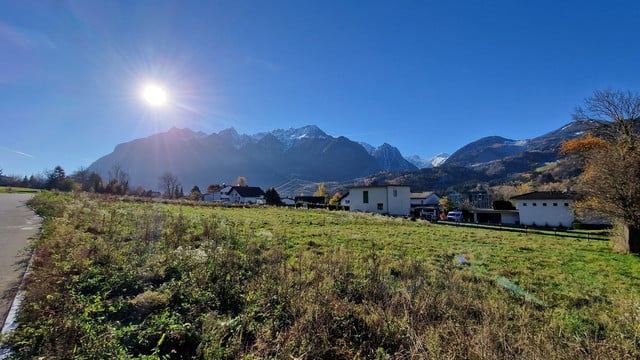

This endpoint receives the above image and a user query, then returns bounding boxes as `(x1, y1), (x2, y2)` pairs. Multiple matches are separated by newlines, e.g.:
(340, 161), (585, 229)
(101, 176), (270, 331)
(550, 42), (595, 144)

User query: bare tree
(569, 89), (640, 253)
(574, 89), (640, 144)
(108, 163), (130, 194)
(159, 172), (181, 199)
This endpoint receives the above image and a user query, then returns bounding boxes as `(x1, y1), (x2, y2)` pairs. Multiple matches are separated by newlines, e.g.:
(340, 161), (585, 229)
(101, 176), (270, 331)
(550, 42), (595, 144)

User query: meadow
(0, 186), (40, 194)
(4, 192), (639, 359)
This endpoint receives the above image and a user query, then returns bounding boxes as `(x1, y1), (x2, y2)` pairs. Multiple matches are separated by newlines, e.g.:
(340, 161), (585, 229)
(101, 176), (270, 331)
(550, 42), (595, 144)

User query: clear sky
(1, 0), (639, 177)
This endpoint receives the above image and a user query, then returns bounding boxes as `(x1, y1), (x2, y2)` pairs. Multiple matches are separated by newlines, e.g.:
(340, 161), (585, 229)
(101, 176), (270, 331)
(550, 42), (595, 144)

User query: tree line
(0, 164), (185, 199)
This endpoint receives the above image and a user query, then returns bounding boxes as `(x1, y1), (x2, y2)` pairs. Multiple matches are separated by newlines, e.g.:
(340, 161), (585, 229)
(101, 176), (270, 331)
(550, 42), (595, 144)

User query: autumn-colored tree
(313, 183), (327, 197)
(313, 183), (329, 203)
(236, 176), (247, 187)
(438, 197), (453, 214)
(569, 89), (640, 253)
(560, 133), (607, 156)
(329, 192), (342, 205)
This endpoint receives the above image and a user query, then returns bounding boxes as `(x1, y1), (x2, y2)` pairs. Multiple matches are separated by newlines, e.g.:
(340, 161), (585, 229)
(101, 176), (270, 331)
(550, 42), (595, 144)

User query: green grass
(0, 186), (39, 193)
(5, 192), (640, 359)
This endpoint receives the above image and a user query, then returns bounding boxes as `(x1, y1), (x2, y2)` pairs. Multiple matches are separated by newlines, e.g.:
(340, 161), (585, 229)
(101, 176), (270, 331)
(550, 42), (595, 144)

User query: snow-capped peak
(266, 125), (329, 149)
(406, 153), (450, 168)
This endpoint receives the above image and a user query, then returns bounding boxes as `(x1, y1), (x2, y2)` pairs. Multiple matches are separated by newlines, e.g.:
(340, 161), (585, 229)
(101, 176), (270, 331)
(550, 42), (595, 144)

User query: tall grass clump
(4, 192), (639, 359)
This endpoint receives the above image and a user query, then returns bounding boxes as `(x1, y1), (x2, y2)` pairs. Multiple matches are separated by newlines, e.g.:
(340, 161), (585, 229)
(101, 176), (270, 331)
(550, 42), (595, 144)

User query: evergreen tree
(264, 187), (282, 206)
(46, 166), (66, 190)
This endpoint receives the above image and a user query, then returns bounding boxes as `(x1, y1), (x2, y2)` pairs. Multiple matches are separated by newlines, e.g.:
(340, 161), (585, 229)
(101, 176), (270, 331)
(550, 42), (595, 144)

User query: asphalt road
(0, 193), (40, 325)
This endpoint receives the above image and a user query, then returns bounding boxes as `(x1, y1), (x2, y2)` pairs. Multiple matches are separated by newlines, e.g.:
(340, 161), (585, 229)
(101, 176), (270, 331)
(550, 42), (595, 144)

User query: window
(377, 203), (383, 210)
(363, 191), (369, 204)
(553, 203), (558, 206)
(532, 203), (537, 206)
(564, 203), (569, 207)
(523, 203), (527, 206)
(393, 189), (398, 197)
(543, 203), (547, 206)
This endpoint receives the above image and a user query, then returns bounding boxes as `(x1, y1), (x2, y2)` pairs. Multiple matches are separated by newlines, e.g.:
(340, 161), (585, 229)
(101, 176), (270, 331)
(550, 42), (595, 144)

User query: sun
(141, 83), (168, 107)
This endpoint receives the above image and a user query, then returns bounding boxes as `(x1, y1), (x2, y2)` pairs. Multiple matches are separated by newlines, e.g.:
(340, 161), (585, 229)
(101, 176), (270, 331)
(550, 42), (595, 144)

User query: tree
(189, 185), (202, 201)
(72, 167), (103, 192)
(106, 164), (130, 195)
(89, 172), (104, 193)
(264, 187), (282, 206)
(134, 185), (146, 196)
(159, 172), (181, 199)
(313, 183), (329, 203)
(568, 89), (640, 253)
(493, 200), (515, 210)
(438, 197), (453, 214)
(46, 166), (66, 190)
(313, 183), (327, 197)
(329, 192), (342, 206)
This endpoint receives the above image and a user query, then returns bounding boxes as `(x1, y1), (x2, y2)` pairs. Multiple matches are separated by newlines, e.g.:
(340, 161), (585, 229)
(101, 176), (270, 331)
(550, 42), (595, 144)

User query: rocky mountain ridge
(87, 125), (418, 191)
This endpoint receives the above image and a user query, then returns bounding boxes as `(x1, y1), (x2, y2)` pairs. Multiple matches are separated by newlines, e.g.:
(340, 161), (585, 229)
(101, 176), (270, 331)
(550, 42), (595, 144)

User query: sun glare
(141, 83), (168, 107)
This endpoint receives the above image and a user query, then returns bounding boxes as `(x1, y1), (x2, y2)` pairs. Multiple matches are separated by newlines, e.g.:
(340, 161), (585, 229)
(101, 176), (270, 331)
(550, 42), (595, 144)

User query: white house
(203, 185), (231, 202)
(227, 186), (265, 204)
(410, 191), (440, 207)
(510, 191), (575, 228)
(347, 185), (411, 216)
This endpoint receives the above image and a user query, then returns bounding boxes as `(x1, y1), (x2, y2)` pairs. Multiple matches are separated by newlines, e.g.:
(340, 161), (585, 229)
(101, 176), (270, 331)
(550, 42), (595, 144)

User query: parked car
(446, 210), (463, 222)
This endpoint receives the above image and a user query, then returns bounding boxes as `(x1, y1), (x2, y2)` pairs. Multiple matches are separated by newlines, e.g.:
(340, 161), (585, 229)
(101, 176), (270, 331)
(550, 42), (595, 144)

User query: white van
(446, 210), (463, 222)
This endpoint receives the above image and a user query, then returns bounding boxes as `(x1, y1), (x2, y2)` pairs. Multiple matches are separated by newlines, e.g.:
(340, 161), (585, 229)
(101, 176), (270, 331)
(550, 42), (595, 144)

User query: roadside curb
(0, 251), (33, 359)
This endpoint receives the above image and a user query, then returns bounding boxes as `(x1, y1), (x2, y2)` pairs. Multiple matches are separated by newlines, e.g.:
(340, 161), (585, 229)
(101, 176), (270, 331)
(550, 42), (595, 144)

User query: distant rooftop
(510, 191), (575, 201)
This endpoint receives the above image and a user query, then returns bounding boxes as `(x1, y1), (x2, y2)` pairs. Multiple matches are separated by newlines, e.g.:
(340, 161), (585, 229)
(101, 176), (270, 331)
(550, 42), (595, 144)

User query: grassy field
(4, 192), (639, 359)
(0, 186), (40, 193)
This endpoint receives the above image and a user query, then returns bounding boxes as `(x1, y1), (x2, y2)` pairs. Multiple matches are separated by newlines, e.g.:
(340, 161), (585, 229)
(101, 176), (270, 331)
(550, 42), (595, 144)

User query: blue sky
(1, 0), (639, 177)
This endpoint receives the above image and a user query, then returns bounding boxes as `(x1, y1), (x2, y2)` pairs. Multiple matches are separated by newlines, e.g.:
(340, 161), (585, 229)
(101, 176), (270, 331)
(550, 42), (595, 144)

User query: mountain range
(87, 120), (600, 195)
(361, 120), (600, 192)
(87, 125), (417, 191)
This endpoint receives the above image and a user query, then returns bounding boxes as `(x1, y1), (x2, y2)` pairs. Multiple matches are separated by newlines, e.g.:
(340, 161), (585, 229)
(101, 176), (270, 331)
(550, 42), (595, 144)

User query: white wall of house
(203, 192), (222, 202)
(502, 212), (520, 225)
(514, 199), (574, 227)
(348, 186), (411, 216)
(228, 189), (262, 204)
(340, 195), (351, 207)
